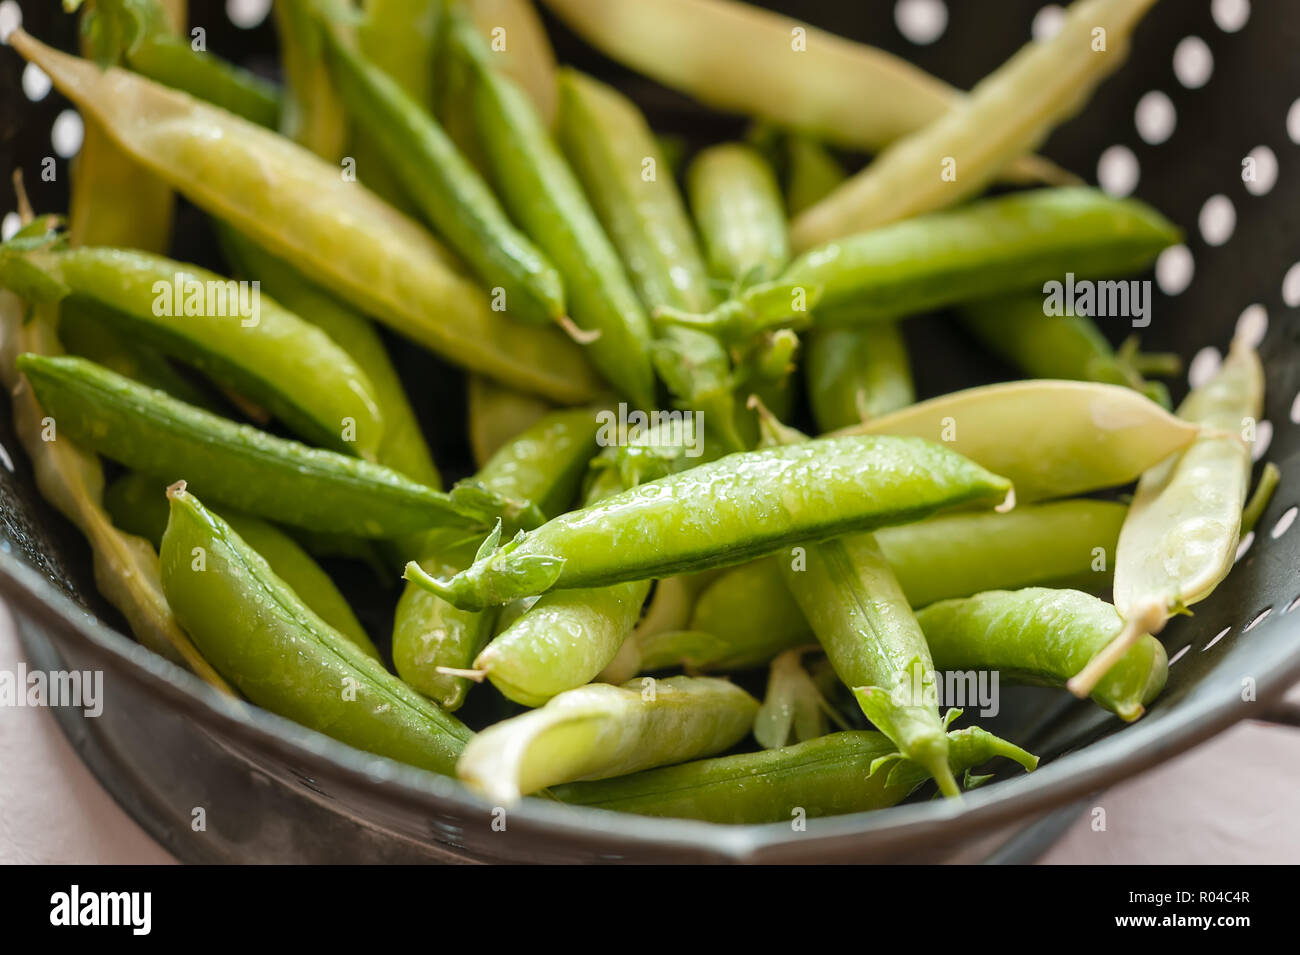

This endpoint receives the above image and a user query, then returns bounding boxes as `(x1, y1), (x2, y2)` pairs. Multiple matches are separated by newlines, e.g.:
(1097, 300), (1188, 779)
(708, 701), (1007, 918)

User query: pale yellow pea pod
(1070, 339), (1264, 696)
(467, 0), (560, 126)
(790, 0), (1157, 249)
(10, 30), (602, 405)
(840, 379), (1202, 504)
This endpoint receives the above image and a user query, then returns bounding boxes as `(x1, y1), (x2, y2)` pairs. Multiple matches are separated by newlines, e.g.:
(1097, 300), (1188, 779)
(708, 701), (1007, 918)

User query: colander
(0, 0), (1297, 864)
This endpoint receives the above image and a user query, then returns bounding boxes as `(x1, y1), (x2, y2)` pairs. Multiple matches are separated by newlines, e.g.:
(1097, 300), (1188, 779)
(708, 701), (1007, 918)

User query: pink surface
(2, 599), (1297, 864)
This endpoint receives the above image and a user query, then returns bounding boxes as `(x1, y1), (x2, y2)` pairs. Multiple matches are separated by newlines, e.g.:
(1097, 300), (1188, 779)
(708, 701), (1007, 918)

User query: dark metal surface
(1, 0), (1299, 863)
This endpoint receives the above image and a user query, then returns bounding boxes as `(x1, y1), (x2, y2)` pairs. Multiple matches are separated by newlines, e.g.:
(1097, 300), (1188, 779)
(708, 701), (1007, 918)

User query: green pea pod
(0, 291), (231, 691)
(357, 0), (442, 112)
(447, 12), (656, 407)
(215, 224), (440, 487)
(555, 68), (745, 451)
(68, 0), (178, 253)
(78, 0), (281, 127)
(845, 379), (1202, 503)
(57, 297), (222, 412)
(464, 0), (558, 125)
(274, 0), (350, 159)
(538, 0), (1064, 183)
(394, 407), (603, 708)
(473, 418), (717, 706)
(918, 588), (1167, 722)
(17, 354), (507, 538)
(553, 725), (1037, 823)
(410, 433), (1011, 609)
(468, 374), (554, 469)
(806, 323), (914, 431)
(1, 242), (386, 458)
(1071, 338), (1264, 697)
(784, 136), (846, 218)
(780, 532), (960, 797)
(104, 471), (377, 658)
(785, 189), (1180, 327)
(320, 20), (567, 327)
(686, 143), (789, 289)
(456, 676), (758, 802)
(10, 30), (602, 404)
(637, 500), (1127, 674)
(160, 486), (471, 774)
(790, 0), (1157, 248)
(960, 292), (1177, 405)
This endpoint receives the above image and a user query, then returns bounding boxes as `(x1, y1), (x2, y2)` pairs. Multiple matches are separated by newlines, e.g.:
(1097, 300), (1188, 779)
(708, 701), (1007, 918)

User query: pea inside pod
(407, 433), (1013, 610)
(160, 485), (471, 775)
(456, 676), (759, 803)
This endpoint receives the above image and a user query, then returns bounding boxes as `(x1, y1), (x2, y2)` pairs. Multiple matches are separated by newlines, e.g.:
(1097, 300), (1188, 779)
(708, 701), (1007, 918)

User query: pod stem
(1067, 601), (1168, 698)
(1241, 461), (1280, 535)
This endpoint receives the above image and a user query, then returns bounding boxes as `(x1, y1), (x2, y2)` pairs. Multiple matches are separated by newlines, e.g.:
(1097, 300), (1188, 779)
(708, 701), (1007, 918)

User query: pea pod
(806, 323), (914, 431)
(76, 0), (282, 128)
(960, 292), (1177, 406)
(790, 0), (1157, 248)
(456, 676), (758, 802)
(554, 725), (1037, 824)
(105, 471), (377, 658)
(56, 298), (221, 412)
(918, 588), (1167, 722)
(320, 20), (568, 327)
(10, 30), (602, 404)
(468, 374), (555, 469)
(788, 189), (1179, 327)
(555, 69), (746, 450)
(275, 0), (351, 165)
(67, 0), (178, 253)
(464, 0), (558, 125)
(0, 286), (230, 691)
(784, 136), (846, 218)
(16, 354), (507, 538)
(408, 434), (1013, 610)
(358, 0), (442, 112)
(216, 225), (439, 486)
(1071, 338), (1265, 697)
(1, 242), (387, 458)
(780, 532), (961, 796)
(160, 486), (471, 774)
(686, 143), (789, 289)
(842, 379), (1201, 503)
(538, 0), (1063, 184)
(393, 407), (603, 708)
(630, 500), (1127, 674)
(447, 12), (656, 406)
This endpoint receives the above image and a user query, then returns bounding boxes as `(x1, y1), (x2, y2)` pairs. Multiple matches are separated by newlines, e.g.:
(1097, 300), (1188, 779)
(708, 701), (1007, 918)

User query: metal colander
(0, 0), (1297, 863)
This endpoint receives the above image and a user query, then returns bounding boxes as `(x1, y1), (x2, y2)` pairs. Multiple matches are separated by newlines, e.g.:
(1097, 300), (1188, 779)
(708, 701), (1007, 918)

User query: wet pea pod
(75, 0), (282, 128)
(1, 240), (386, 458)
(1071, 338), (1265, 697)
(394, 407), (603, 709)
(628, 500), (1127, 674)
(447, 12), (656, 407)
(456, 676), (758, 802)
(16, 354), (512, 538)
(553, 725), (1036, 824)
(105, 471), (378, 658)
(216, 225), (440, 487)
(842, 379), (1201, 503)
(406, 433), (1012, 610)
(790, 0), (1157, 248)
(785, 188), (1179, 328)
(918, 588), (1167, 722)
(319, 17), (568, 328)
(10, 30), (601, 404)
(686, 143), (789, 290)
(960, 292), (1177, 407)
(160, 485), (471, 774)
(555, 69), (747, 451)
